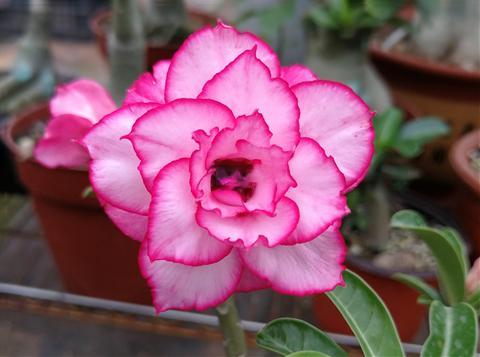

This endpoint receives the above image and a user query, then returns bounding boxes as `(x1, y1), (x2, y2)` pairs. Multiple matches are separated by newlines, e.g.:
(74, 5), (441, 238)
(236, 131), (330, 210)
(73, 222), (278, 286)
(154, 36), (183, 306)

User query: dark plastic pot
(314, 192), (465, 342)
(90, 9), (215, 70)
(3, 104), (151, 304)
(369, 36), (480, 183)
(450, 129), (480, 257)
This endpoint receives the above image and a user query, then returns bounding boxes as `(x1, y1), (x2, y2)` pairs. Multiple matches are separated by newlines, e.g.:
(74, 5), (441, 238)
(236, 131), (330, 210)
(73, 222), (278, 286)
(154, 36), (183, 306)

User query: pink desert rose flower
(466, 258), (480, 294)
(82, 22), (375, 312)
(34, 79), (116, 169)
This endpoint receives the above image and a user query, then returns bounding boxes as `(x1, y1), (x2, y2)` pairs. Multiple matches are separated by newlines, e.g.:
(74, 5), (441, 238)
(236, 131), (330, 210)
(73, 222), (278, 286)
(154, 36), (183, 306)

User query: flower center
(211, 158), (256, 202)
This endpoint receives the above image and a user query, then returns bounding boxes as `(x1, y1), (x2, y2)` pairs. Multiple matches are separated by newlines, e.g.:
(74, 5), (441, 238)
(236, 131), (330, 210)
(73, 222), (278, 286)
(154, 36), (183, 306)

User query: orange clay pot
(3, 104), (151, 304)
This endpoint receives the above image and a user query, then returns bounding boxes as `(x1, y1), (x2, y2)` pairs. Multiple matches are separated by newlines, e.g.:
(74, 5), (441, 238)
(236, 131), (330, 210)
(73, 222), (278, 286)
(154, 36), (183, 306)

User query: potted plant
(369, 0), (480, 182)
(0, 0), (55, 193)
(3, 103), (151, 304)
(235, 0), (417, 99)
(0, 0), (155, 303)
(258, 210), (479, 356)
(450, 129), (480, 256)
(90, 0), (215, 70)
(314, 106), (454, 341)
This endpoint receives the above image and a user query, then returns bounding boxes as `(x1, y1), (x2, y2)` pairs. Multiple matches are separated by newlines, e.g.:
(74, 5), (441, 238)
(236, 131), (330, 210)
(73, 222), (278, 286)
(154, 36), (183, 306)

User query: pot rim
(368, 35), (480, 83)
(2, 103), (87, 174)
(449, 129), (480, 196)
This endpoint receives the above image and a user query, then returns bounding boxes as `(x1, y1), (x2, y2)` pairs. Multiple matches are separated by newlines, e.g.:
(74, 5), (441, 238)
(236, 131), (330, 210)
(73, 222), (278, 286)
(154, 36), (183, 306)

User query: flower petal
(292, 80), (374, 191)
(34, 138), (89, 169)
(148, 159), (232, 266)
(236, 266), (270, 292)
(283, 138), (348, 245)
(124, 60), (170, 105)
(205, 112), (272, 168)
(129, 99), (235, 190)
(103, 203), (148, 241)
(235, 140), (295, 213)
(34, 115), (92, 169)
(196, 197), (300, 248)
(281, 65), (317, 87)
(199, 49), (300, 150)
(83, 104), (158, 214)
(50, 79), (116, 123)
(241, 227), (346, 295)
(139, 241), (242, 312)
(165, 21), (280, 101)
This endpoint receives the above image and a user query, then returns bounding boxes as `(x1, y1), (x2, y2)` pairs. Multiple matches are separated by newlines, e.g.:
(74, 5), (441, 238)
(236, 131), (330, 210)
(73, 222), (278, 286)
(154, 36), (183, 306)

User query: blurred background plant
(344, 108), (450, 255)
(235, 0), (421, 99)
(0, 0), (54, 114)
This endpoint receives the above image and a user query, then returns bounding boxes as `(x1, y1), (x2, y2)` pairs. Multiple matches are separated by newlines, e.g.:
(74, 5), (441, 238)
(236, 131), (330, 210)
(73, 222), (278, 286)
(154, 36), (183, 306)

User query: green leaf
(422, 301), (478, 357)
(256, 318), (347, 357)
(467, 290), (480, 312)
(365, 0), (406, 19)
(391, 210), (467, 305)
(418, 295), (435, 305)
(382, 164), (421, 181)
(287, 352), (331, 357)
(393, 273), (441, 302)
(373, 107), (404, 150)
(326, 270), (405, 357)
(309, 6), (338, 29)
(394, 117), (449, 158)
(439, 228), (469, 274)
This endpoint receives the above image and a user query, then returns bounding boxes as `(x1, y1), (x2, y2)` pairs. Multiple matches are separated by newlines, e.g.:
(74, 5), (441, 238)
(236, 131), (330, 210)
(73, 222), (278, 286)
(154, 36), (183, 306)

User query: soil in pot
(3, 104), (151, 305)
(314, 192), (465, 342)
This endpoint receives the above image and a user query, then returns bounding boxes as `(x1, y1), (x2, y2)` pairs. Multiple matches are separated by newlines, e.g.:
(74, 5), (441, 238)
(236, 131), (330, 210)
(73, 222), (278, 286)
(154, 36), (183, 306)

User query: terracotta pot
(369, 36), (480, 183)
(3, 104), (151, 304)
(449, 129), (480, 257)
(90, 9), (214, 70)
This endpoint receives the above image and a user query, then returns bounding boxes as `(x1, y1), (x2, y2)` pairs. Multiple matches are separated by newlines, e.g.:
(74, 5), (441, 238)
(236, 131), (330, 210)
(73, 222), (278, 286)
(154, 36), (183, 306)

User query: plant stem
(108, 0), (145, 104)
(216, 296), (247, 357)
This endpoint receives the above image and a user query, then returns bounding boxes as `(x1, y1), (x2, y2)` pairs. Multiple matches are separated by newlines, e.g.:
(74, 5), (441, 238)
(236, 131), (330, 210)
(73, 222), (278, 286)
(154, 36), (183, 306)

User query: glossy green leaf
(393, 273), (441, 302)
(326, 270), (405, 357)
(422, 301), (478, 357)
(394, 117), (449, 158)
(287, 352), (331, 357)
(391, 210), (467, 305)
(439, 227), (469, 274)
(256, 318), (346, 357)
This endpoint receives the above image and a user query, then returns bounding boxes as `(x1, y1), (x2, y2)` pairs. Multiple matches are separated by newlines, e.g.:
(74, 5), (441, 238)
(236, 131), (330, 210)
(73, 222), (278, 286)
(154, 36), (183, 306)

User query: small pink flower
(466, 258), (480, 295)
(83, 22), (375, 312)
(34, 79), (116, 169)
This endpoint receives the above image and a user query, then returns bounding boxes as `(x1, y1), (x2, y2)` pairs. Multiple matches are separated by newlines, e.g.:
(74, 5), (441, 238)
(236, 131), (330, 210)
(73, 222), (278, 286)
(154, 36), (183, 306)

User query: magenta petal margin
(78, 22), (375, 312)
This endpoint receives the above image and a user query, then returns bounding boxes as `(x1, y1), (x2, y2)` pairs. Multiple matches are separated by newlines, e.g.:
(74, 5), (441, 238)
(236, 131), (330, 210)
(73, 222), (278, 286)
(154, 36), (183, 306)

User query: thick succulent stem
(108, 0), (145, 104)
(0, 0), (53, 112)
(216, 296), (247, 357)
(145, 0), (186, 45)
(363, 182), (391, 251)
